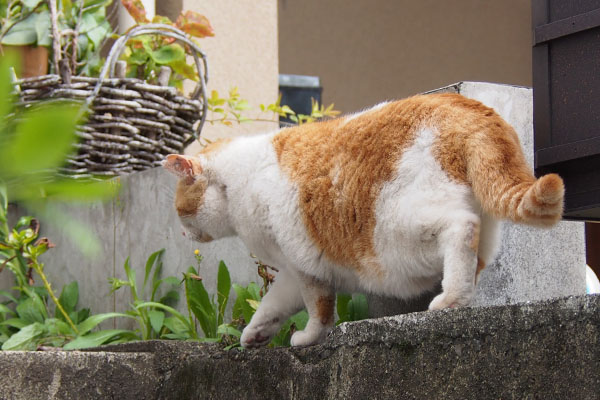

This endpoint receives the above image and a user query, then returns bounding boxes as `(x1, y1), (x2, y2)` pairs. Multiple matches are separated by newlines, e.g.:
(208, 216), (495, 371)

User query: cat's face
(163, 154), (233, 242)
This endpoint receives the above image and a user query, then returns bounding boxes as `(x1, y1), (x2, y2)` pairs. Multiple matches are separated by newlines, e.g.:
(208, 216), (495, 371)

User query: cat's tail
(468, 131), (564, 227)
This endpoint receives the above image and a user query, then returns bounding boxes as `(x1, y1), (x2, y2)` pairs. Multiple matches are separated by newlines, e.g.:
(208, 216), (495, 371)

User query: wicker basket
(13, 24), (208, 179)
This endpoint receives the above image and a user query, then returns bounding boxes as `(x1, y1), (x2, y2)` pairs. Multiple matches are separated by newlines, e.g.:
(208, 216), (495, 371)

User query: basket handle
(86, 24), (209, 142)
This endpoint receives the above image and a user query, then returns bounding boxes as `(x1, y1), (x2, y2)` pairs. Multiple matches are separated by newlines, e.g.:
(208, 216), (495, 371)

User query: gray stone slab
(1, 294), (599, 399)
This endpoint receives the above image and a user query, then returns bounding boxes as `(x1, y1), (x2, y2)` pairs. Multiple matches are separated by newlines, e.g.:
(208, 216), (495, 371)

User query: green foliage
(206, 88), (341, 133)
(118, 0), (213, 89)
(336, 293), (369, 325)
(0, 58), (127, 351)
(0, 200), (134, 350)
(0, 0), (49, 46)
(109, 249), (184, 340)
(0, 0), (113, 75)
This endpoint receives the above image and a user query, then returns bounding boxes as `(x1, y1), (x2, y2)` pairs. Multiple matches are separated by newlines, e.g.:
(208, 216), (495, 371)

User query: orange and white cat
(163, 93), (564, 348)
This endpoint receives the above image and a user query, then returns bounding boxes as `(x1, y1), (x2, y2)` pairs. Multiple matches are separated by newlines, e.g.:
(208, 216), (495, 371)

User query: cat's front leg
(289, 273), (335, 347)
(241, 267), (304, 348)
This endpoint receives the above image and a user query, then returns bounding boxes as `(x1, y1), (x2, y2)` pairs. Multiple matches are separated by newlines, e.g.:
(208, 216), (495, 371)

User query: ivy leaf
(170, 59), (198, 81)
(34, 10), (52, 47)
(149, 44), (185, 65)
(151, 15), (172, 25)
(175, 11), (214, 38)
(1, 14), (38, 46)
(120, 0), (148, 23)
(22, 0), (44, 8)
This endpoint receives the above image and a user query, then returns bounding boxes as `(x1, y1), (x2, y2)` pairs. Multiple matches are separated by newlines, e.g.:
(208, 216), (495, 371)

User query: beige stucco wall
(182, 0), (279, 154)
(279, 0), (532, 113)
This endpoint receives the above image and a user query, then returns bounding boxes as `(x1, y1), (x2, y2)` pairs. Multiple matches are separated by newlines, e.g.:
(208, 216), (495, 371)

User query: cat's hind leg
(428, 214), (480, 310)
(241, 268), (304, 348)
(474, 214), (502, 284)
(290, 272), (335, 347)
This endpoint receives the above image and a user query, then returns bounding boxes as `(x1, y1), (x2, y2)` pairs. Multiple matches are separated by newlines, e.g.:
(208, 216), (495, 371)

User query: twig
(47, 0), (62, 74)
(71, 0), (84, 74)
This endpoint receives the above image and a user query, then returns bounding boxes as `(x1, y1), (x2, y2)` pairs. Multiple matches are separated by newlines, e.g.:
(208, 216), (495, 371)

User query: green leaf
(216, 261), (231, 325)
(53, 319), (73, 336)
(1, 14), (38, 46)
(76, 312), (134, 336)
(217, 324), (241, 338)
(0, 304), (15, 316)
(163, 316), (188, 335)
(23, 0), (44, 7)
(158, 289), (179, 307)
(0, 290), (18, 304)
(1, 322), (45, 350)
(149, 44), (185, 65)
(348, 294), (368, 321)
(143, 249), (164, 290)
(147, 310), (164, 334)
(135, 302), (191, 331)
(0, 318), (28, 329)
(123, 257), (138, 300)
(336, 293), (351, 324)
(76, 308), (90, 325)
(58, 281), (79, 315)
(0, 101), (81, 177)
(34, 10), (51, 47)
(170, 59), (198, 81)
(185, 266), (216, 337)
(39, 178), (117, 201)
(232, 283), (258, 324)
(85, 21), (110, 49)
(14, 216), (34, 230)
(63, 329), (137, 350)
(16, 298), (45, 324)
(289, 310), (309, 330)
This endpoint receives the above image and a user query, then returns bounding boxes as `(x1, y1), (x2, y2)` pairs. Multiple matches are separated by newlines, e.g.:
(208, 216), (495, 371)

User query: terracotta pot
(1, 45), (49, 78)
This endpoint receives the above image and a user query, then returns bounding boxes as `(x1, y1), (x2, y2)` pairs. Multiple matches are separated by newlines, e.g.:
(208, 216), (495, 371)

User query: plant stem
(47, 0), (61, 73)
(32, 261), (78, 334)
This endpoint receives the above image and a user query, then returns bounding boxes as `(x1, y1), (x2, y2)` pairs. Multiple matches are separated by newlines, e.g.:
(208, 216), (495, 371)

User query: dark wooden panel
(532, 0), (600, 219)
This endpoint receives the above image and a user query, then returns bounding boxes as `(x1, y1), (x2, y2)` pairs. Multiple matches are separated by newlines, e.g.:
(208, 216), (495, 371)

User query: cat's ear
(162, 154), (203, 178)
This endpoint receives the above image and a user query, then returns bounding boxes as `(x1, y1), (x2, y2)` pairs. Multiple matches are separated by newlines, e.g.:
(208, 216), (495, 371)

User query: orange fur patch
(469, 221), (480, 253)
(475, 257), (486, 280)
(175, 177), (207, 217)
(316, 295), (335, 325)
(273, 100), (426, 274)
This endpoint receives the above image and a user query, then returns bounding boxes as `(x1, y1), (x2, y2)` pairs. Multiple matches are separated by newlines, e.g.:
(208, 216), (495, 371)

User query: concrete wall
(3, 295), (600, 399)
(5, 82), (585, 324)
(278, 0), (532, 113)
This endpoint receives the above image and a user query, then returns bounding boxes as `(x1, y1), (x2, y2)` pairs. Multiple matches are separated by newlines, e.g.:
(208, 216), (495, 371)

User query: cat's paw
(428, 290), (473, 311)
(290, 326), (329, 347)
(240, 319), (280, 348)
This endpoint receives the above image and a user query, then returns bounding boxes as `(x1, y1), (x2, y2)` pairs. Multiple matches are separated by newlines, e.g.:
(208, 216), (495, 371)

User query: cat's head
(162, 154), (233, 242)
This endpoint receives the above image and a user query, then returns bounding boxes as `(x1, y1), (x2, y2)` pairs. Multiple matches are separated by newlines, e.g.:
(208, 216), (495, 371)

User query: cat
(162, 93), (564, 348)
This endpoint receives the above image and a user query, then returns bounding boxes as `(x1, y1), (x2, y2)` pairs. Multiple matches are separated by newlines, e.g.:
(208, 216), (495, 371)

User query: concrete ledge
(1, 295), (599, 399)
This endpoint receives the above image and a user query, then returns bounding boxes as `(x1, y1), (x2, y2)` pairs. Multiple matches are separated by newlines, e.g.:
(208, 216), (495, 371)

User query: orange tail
(467, 126), (564, 227)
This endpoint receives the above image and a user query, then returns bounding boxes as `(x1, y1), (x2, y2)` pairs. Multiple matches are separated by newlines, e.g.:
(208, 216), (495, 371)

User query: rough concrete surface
(1, 295), (599, 399)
